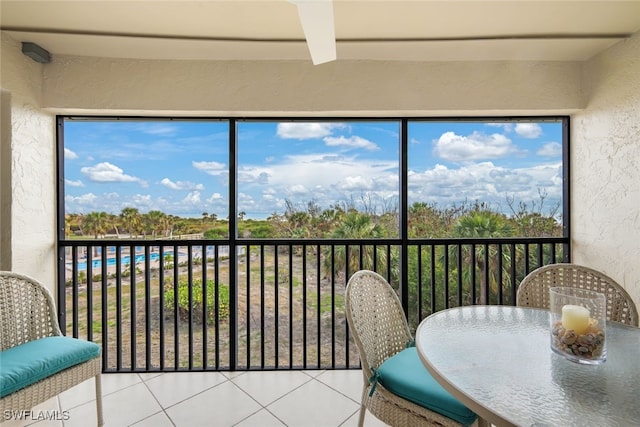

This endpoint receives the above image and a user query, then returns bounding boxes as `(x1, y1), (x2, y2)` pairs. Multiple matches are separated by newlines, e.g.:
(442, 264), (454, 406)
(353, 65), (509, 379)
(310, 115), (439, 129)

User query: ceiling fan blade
(290, 0), (336, 65)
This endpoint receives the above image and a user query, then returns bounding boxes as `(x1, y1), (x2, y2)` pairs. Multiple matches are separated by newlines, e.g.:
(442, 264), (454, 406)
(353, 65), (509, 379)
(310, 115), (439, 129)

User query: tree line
(66, 195), (562, 241)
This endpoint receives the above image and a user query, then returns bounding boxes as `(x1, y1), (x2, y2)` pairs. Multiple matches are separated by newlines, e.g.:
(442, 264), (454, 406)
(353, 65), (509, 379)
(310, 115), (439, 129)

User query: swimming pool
(71, 250), (178, 271)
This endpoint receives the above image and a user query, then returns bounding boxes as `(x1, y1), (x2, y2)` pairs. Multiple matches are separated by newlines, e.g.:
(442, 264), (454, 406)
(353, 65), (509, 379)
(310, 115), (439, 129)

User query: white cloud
(323, 135), (379, 151)
(336, 175), (374, 191)
(238, 192), (255, 203)
(160, 178), (205, 191)
(64, 148), (78, 159)
(131, 194), (154, 208)
(207, 193), (224, 202)
(237, 152), (399, 216)
(193, 160), (227, 176)
(276, 123), (345, 140)
(288, 184), (308, 195)
(408, 161), (562, 212)
(182, 191), (201, 204)
(486, 123), (514, 133)
(136, 123), (178, 136)
(238, 167), (272, 185)
(537, 142), (562, 157)
(65, 193), (98, 205)
(433, 131), (519, 162)
(515, 123), (542, 139)
(65, 179), (84, 187)
(80, 162), (145, 185)
(241, 153), (397, 192)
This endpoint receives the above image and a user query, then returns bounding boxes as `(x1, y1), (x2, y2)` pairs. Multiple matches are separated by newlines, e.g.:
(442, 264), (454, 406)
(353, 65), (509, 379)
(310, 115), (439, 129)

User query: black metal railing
(57, 237), (568, 372)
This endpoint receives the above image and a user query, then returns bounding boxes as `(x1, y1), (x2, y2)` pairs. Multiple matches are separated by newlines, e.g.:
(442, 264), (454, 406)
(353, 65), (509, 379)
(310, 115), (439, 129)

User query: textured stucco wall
(0, 33), (57, 290)
(572, 32), (640, 310)
(0, 89), (12, 271)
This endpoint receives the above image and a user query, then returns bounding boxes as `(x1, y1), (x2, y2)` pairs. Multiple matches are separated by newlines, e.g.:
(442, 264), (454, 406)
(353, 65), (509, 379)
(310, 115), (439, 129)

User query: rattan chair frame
(0, 271), (104, 425)
(516, 263), (639, 327)
(345, 270), (464, 427)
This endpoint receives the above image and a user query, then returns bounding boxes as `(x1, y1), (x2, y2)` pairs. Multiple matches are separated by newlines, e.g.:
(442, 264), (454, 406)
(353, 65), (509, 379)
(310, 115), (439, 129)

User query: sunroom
(1, 1), (639, 426)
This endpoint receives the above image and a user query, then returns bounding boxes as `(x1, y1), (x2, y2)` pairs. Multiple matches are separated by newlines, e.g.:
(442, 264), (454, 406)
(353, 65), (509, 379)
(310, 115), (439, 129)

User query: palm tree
(82, 211), (110, 256)
(317, 206), (345, 236)
(65, 213), (86, 237)
(107, 213), (120, 238)
(450, 211), (513, 304)
(83, 211), (109, 239)
(322, 211), (388, 279)
(120, 207), (141, 239)
(160, 214), (174, 238)
(145, 210), (166, 239)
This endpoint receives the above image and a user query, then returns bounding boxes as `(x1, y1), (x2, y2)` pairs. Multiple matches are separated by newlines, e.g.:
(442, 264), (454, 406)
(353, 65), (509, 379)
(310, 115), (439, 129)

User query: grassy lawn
(65, 247), (355, 370)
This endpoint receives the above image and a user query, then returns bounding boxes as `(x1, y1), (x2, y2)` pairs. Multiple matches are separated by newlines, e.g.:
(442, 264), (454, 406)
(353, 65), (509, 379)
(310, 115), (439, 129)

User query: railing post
(228, 119), (238, 370)
(400, 119), (410, 316)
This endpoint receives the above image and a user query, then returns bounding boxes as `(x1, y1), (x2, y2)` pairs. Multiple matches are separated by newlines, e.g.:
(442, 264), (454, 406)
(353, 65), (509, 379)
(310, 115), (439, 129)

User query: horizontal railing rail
(57, 237), (568, 372)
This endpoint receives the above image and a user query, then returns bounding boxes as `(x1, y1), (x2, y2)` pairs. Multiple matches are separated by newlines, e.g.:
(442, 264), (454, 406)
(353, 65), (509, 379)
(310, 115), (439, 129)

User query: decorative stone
(551, 320), (605, 360)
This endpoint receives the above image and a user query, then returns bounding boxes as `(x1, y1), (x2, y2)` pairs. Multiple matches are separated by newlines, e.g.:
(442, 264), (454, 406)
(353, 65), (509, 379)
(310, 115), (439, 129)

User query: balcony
(2, 1), (639, 426)
(6, 236), (565, 427)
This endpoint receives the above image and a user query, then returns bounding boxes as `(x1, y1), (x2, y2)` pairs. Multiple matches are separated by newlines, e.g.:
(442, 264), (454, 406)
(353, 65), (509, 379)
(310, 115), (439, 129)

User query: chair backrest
(345, 270), (413, 377)
(517, 263), (639, 327)
(0, 271), (62, 351)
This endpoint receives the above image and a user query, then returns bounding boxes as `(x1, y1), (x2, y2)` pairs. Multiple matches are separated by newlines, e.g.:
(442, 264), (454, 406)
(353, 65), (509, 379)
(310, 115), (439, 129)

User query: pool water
(71, 250), (177, 271)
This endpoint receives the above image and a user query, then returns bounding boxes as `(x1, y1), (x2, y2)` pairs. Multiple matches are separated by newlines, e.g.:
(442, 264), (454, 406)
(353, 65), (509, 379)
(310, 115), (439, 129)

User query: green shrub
(163, 278), (230, 324)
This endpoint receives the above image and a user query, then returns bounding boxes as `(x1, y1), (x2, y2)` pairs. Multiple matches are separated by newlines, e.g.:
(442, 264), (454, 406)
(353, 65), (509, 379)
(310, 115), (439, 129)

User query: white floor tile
(316, 370), (364, 402)
(58, 373), (140, 410)
(231, 371), (312, 406)
(1, 397), (62, 427)
(144, 372), (228, 407)
(233, 409), (286, 427)
(267, 378), (360, 427)
(137, 372), (164, 381)
(223, 371), (248, 379)
(129, 411), (174, 427)
(63, 382), (161, 427)
(302, 370), (325, 378)
(165, 381), (261, 427)
(2, 370), (371, 427)
(56, 378), (97, 410)
(341, 410), (391, 427)
(100, 373), (143, 395)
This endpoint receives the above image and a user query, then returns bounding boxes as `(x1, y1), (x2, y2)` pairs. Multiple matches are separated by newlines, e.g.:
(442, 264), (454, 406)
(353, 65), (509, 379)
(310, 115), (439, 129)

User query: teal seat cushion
(377, 347), (477, 426)
(0, 336), (100, 398)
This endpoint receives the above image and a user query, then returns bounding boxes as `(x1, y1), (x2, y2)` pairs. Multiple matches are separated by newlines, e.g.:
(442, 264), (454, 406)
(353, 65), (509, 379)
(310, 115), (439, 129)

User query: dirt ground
(69, 249), (361, 371)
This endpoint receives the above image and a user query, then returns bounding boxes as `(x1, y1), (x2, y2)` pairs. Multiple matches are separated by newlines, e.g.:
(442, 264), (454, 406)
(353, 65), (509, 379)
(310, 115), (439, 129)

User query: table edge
(415, 306), (531, 427)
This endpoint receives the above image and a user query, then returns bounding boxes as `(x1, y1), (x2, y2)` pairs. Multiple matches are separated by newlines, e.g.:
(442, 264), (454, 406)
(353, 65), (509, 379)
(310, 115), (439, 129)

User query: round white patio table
(415, 305), (640, 427)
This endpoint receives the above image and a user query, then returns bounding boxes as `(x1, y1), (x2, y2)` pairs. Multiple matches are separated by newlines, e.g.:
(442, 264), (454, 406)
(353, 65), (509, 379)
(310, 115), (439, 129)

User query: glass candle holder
(549, 287), (607, 365)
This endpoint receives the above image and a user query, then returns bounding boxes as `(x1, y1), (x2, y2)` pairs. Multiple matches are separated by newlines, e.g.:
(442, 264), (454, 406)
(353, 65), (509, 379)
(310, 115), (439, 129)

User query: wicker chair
(345, 270), (478, 427)
(0, 271), (104, 425)
(517, 263), (639, 327)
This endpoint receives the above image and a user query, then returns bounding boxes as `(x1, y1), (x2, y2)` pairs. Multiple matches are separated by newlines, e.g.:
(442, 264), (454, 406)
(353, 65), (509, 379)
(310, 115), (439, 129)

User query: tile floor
(1, 370), (390, 427)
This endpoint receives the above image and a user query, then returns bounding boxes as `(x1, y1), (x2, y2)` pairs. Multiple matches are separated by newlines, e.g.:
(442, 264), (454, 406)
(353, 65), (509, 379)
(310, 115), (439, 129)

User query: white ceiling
(2, 0), (640, 63)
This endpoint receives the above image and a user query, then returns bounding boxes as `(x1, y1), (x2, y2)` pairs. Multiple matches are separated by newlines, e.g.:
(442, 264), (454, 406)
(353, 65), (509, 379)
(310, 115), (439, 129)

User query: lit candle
(561, 304), (590, 334)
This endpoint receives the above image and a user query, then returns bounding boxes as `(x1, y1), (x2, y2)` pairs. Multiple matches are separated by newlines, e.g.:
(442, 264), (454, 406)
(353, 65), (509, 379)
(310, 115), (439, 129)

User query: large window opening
(57, 116), (568, 371)
(61, 117), (565, 240)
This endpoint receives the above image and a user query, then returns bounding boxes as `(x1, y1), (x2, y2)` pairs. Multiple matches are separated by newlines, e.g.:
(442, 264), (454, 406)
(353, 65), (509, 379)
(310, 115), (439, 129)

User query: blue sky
(63, 119), (563, 219)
